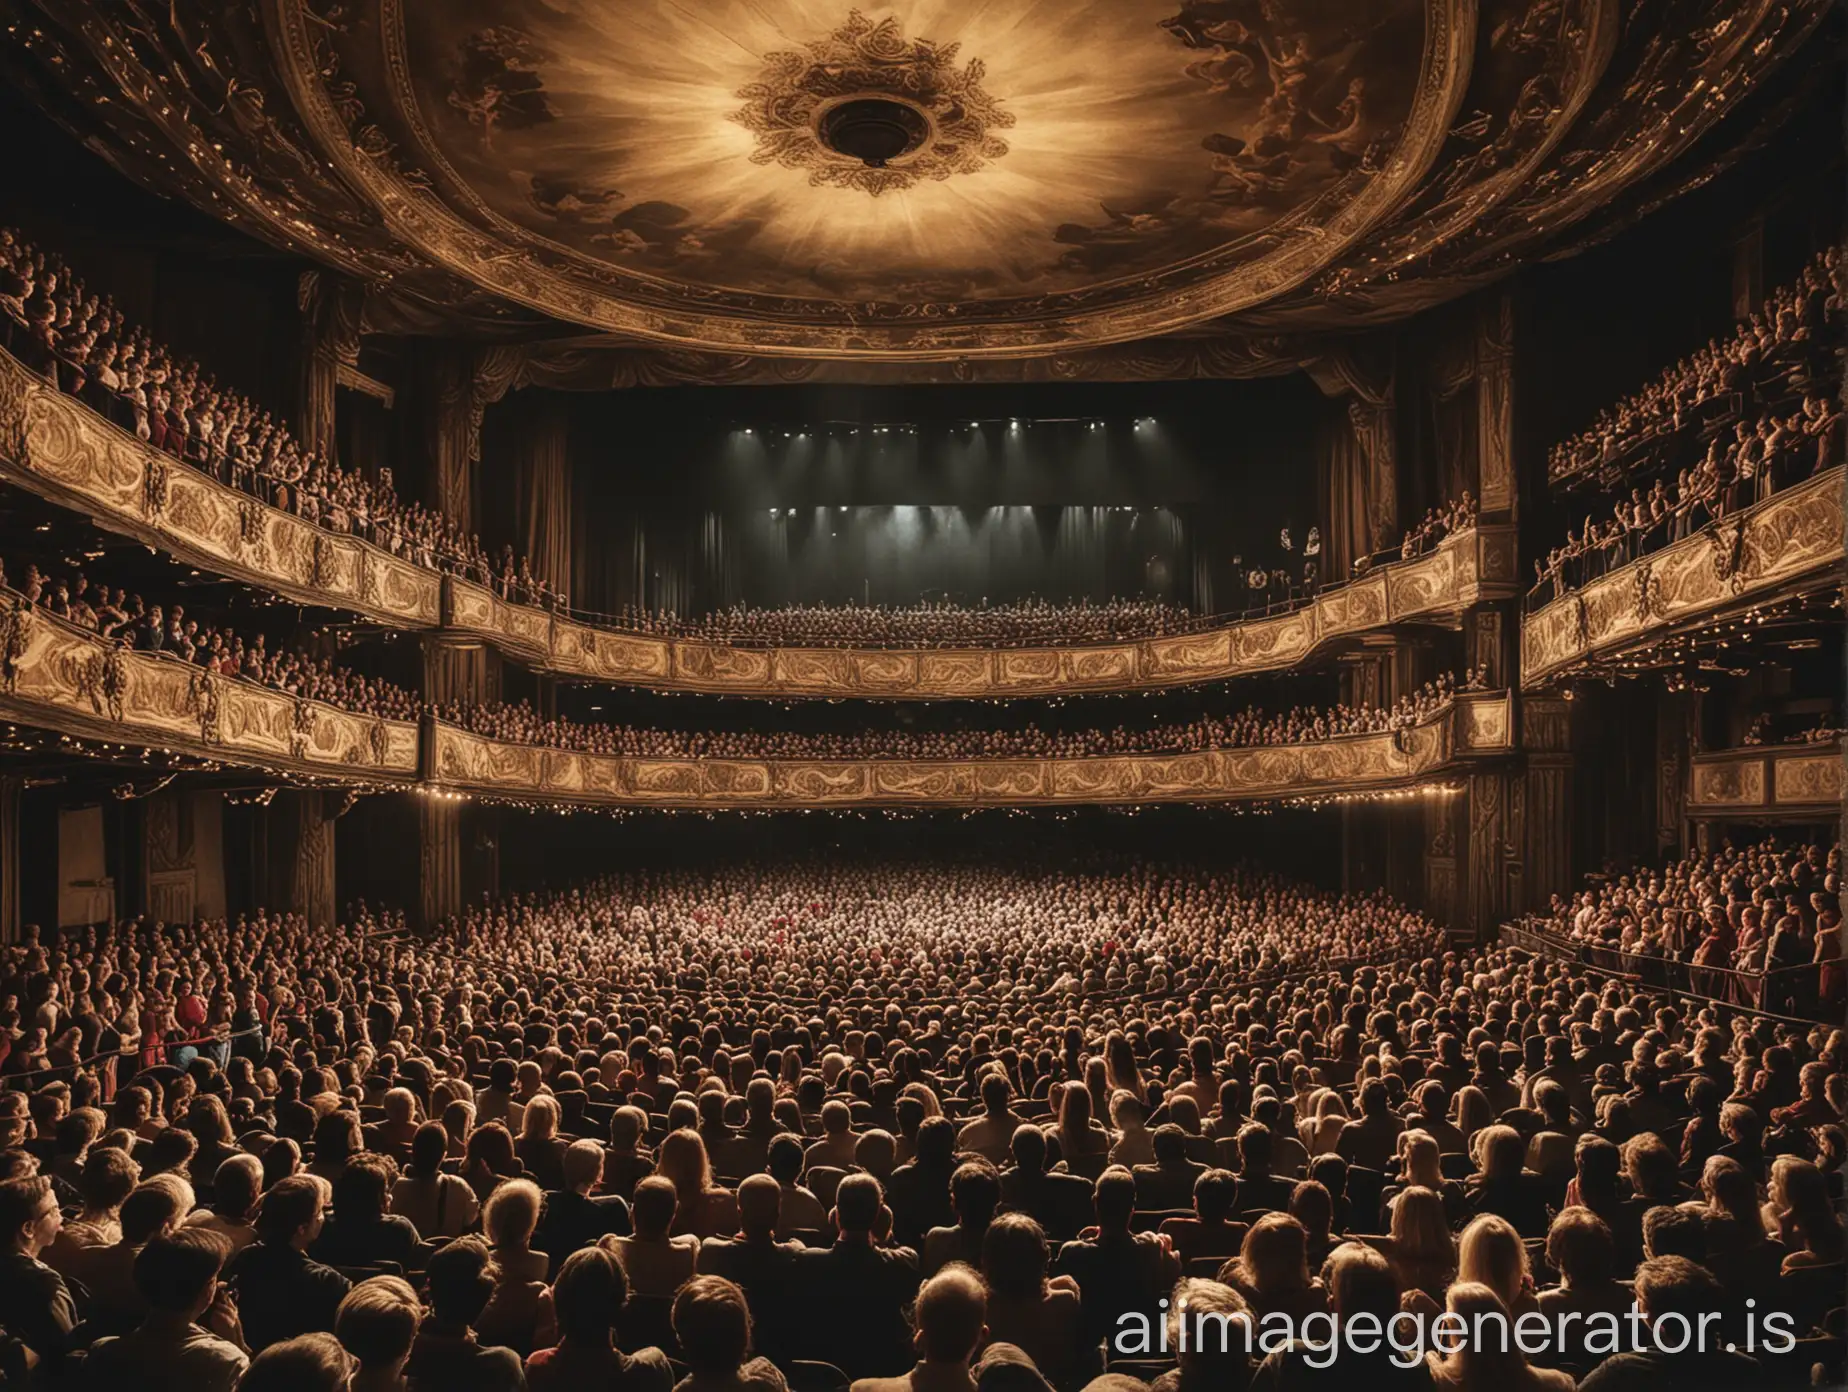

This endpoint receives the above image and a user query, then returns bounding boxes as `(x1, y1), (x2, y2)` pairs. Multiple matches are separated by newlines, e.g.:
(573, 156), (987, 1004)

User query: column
(266, 790), (337, 928)
(420, 798), (464, 927)
(1460, 769), (1512, 939)
(1519, 696), (1573, 915)
(296, 270), (366, 462)
(1475, 291), (1517, 520)
(419, 634), (494, 927)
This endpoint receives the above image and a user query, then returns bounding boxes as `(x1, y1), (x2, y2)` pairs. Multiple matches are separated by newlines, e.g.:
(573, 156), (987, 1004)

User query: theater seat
(786, 1360), (851, 1392)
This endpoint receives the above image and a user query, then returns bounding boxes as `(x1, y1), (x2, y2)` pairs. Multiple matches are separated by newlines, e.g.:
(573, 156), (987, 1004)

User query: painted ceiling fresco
(0, 0), (1831, 359)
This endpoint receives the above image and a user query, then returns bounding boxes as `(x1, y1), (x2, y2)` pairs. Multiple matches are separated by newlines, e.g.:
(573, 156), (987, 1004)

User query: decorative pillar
(419, 634), (494, 928)
(1655, 688), (1694, 860)
(297, 270), (366, 463)
(1475, 291), (1517, 520)
(1463, 604), (1516, 689)
(1519, 696), (1573, 915)
(1461, 770), (1512, 939)
(420, 799), (464, 928)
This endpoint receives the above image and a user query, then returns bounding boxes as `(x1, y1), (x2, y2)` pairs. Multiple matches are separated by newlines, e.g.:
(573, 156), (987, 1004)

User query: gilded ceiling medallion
(730, 10), (1015, 197)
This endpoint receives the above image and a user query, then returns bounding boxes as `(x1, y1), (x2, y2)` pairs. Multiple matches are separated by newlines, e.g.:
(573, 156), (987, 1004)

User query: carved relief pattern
(425, 691), (1504, 810)
(1522, 467), (1844, 687)
(443, 528), (1514, 698)
(0, 348), (440, 628)
(1685, 746), (1845, 812)
(0, 593), (419, 780)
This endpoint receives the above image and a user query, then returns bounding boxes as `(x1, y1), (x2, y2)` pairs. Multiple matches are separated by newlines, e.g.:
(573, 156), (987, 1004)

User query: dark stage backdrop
(549, 377), (1324, 618)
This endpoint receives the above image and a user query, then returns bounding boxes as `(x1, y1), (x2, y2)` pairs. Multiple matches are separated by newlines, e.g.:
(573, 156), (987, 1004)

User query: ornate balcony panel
(1688, 743), (1845, 818)
(426, 690), (1511, 810)
(443, 527), (1516, 699)
(0, 348), (440, 628)
(1522, 468), (1845, 688)
(0, 596), (420, 781)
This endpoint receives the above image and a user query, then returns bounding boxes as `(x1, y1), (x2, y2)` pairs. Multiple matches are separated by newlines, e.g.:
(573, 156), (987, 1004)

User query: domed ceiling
(0, 0), (1831, 361)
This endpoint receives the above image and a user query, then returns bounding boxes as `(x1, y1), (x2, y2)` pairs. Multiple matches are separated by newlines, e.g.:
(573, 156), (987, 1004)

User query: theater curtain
(1315, 404), (1372, 580)
(514, 394), (573, 595)
(1308, 343), (1399, 558)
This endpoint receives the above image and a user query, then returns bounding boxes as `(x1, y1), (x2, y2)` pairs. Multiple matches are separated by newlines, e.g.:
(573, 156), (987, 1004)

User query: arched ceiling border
(260, 0), (1479, 360)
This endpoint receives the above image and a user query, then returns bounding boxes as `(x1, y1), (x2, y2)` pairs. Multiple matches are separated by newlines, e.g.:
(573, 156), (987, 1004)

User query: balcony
(0, 594), (420, 782)
(445, 525), (1517, 698)
(1687, 741), (1845, 819)
(1521, 466), (1845, 688)
(421, 690), (1514, 810)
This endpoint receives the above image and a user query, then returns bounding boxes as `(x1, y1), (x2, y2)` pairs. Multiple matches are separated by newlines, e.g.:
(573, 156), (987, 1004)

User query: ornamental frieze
(1687, 743), (1845, 816)
(1521, 466), (1845, 688)
(422, 690), (1512, 810)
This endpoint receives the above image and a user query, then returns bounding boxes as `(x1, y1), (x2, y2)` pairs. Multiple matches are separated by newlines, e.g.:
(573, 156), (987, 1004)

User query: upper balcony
(1521, 465), (1844, 688)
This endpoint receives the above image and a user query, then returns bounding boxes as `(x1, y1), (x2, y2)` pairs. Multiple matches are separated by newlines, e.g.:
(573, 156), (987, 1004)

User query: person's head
(766, 1133), (805, 1185)
(656, 1128), (715, 1200)
(1092, 1166), (1136, 1232)
(1642, 1205), (1706, 1263)
(914, 1265), (988, 1365)
(1321, 1241), (1399, 1321)
(1456, 1213), (1528, 1310)
(1193, 1168), (1236, 1224)
(212, 1153), (263, 1223)
(331, 1152), (395, 1226)
(1387, 1185), (1454, 1280)
(632, 1175), (679, 1238)
(1632, 1255), (1725, 1344)
(982, 1212), (1051, 1300)
(832, 1172), (887, 1238)
(552, 1246), (628, 1345)
(121, 1174), (193, 1245)
(237, 1333), (354, 1392)
(736, 1173), (781, 1240)
(256, 1174), (328, 1249)
(334, 1275), (421, 1373)
(1474, 1125), (1526, 1181)
(1165, 1278), (1251, 1381)
(673, 1275), (754, 1376)
(408, 1121), (449, 1176)
(563, 1138), (606, 1195)
(1436, 1283), (1524, 1378)
(951, 1161), (1002, 1229)
(133, 1227), (229, 1319)
(1544, 1207), (1614, 1287)
(1233, 1214), (1310, 1295)
(76, 1144), (140, 1216)
(425, 1237), (496, 1328)
(1235, 1122), (1272, 1174)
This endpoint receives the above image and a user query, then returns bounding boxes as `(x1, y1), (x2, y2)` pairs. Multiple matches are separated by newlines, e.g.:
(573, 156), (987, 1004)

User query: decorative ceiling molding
(0, 0), (1829, 356)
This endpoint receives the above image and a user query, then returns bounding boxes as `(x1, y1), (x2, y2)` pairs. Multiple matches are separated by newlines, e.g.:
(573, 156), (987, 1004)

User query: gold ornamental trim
(1687, 742), (1846, 817)
(1521, 467), (1846, 688)
(0, 592), (421, 782)
(0, 348), (441, 631)
(446, 525), (1515, 699)
(422, 689), (1510, 810)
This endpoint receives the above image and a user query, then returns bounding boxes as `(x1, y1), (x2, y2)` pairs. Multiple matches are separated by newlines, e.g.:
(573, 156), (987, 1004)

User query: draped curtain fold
(514, 394), (573, 595)
(1307, 343), (1399, 556)
(1314, 405), (1372, 580)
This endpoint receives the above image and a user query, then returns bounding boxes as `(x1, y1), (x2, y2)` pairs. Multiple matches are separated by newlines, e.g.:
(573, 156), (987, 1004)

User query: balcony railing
(1520, 465), (1844, 688)
(0, 592), (420, 782)
(1687, 740), (1845, 817)
(420, 690), (1513, 811)
(445, 525), (1517, 698)
(0, 342), (1519, 698)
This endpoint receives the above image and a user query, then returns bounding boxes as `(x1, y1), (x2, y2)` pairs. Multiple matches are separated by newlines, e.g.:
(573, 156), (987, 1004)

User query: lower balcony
(1686, 741), (1844, 820)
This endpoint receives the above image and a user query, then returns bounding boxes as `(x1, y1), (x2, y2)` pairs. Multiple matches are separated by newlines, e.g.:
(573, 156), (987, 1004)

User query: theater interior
(0, 3), (1839, 1390)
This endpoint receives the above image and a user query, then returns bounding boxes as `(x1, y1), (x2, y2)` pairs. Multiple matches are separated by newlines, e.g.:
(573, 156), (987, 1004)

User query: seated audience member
(390, 1122), (480, 1241)
(227, 1174), (350, 1352)
(1055, 1166), (1183, 1343)
(404, 1237), (526, 1392)
(185, 1154), (262, 1257)
(1379, 1185), (1456, 1313)
(45, 1144), (138, 1273)
(1576, 1257), (1762, 1391)
(673, 1274), (789, 1392)
(1455, 1214), (1537, 1318)
(525, 1246), (673, 1392)
(1217, 1212), (1327, 1322)
(1132, 1126), (1207, 1212)
(978, 1213), (1090, 1387)
(958, 1074), (1026, 1166)
(1536, 1208), (1633, 1367)
(924, 1161), (1003, 1276)
(236, 1333), (355, 1392)
(764, 1135), (827, 1238)
(1426, 1282), (1574, 1392)
(659, 1131), (740, 1241)
(695, 1174), (802, 1364)
(82, 1174), (195, 1333)
(1464, 1127), (1550, 1238)
(537, 1139), (632, 1277)
(1334, 1080), (1405, 1172)
(998, 1126), (1093, 1243)
(606, 1107), (658, 1203)
(1153, 1278), (1251, 1392)
(1231, 1125), (1295, 1214)
(611, 1174), (701, 1299)
(311, 1153), (421, 1272)
(1247, 1242), (1430, 1390)
(793, 1172), (921, 1378)
(888, 1117), (959, 1249)
(851, 1264), (989, 1392)
(476, 1178), (552, 1355)
(1159, 1168), (1244, 1264)
(334, 1274), (422, 1392)
(83, 1228), (248, 1392)
(1766, 1154), (1846, 1270)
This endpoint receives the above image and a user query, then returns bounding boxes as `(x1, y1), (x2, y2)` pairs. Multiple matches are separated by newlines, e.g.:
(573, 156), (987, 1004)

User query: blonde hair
(1230, 1213), (1311, 1295)
(656, 1128), (719, 1202)
(519, 1094), (559, 1142)
(482, 1177), (542, 1248)
(1457, 1213), (1528, 1310)
(1387, 1186), (1455, 1293)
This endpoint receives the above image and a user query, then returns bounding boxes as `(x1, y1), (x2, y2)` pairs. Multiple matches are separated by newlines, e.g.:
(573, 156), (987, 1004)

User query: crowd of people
(1546, 248), (1842, 487)
(1530, 837), (1842, 1016)
(2, 558), (422, 723)
(1397, 495), (1480, 564)
(0, 843), (1834, 1392)
(440, 671), (1489, 763)
(0, 229), (562, 614)
(1530, 392), (1843, 602)
(603, 598), (1208, 649)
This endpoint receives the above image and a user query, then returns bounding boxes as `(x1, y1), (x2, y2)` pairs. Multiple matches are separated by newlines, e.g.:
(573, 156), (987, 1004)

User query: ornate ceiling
(0, 0), (1831, 360)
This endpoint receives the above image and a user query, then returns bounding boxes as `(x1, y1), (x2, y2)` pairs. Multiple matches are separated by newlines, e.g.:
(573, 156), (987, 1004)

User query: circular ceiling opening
(818, 98), (930, 168)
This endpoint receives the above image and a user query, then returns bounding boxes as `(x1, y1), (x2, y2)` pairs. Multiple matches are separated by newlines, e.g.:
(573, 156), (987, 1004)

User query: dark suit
(790, 1240), (921, 1378)
(696, 1234), (804, 1363)
(536, 1190), (632, 1277)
